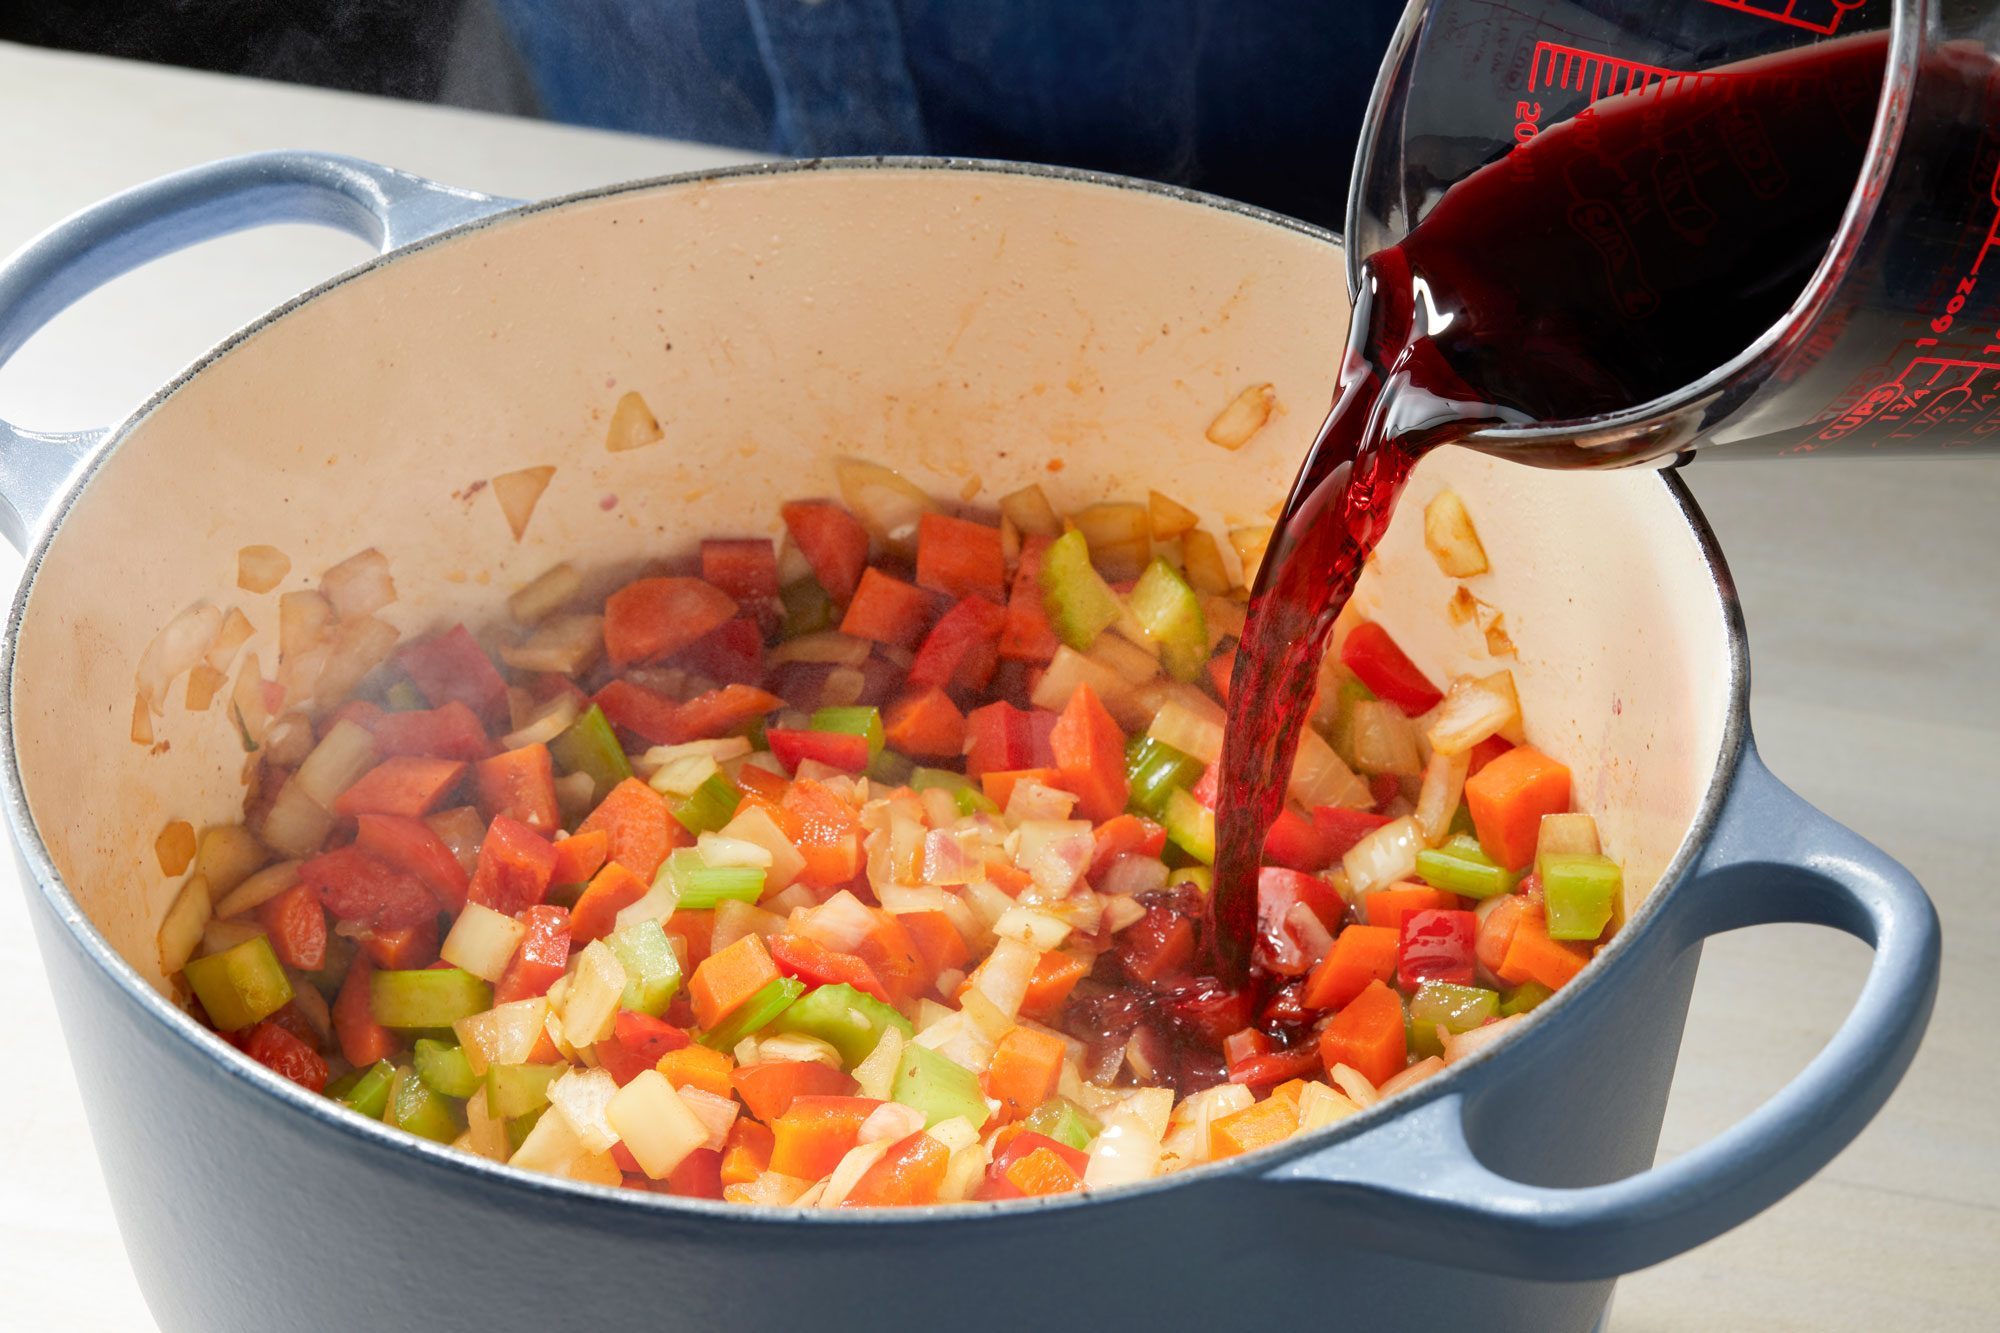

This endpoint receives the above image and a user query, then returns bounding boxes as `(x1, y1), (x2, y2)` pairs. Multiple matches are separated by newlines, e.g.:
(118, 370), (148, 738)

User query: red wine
(1206, 34), (1889, 982)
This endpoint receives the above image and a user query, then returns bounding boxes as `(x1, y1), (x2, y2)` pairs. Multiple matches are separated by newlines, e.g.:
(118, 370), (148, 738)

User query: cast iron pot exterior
(0, 155), (1940, 1333)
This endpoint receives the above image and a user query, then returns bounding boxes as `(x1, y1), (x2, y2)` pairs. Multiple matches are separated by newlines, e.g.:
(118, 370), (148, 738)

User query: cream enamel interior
(7, 164), (1732, 990)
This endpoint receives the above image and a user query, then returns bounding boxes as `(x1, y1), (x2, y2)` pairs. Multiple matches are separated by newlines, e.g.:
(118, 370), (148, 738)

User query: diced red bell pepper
(915, 512), (1007, 603)
(1263, 807), (1333, 871)
(256, 882), (327, 971)
(494, 904), (572, 1004)
(466, 815), (559, 917)
(1339, 621), (1444, 716)
(838, 568), (936, 651)
(1228, 1043), (1324, 1089)
(332, 956), (395, 1068)
(1222, 1028), (1271, 1069)
(592, 678), (685, 747)
(999, 535), (1060, 664)
(356, 920), (440, 970)
(1309, 805), (1395, 859)
(906, 594), (1007, 693)
(241, 1020), (329, 1093)
(844, 1130), (950, 1207)
(603, 577), (738, 670)
(366, 700), (494, 762)
(1116, 898), (1198, 987)
(768, 933), (890, 1003)
(331, 756), (467, 818)
(780, 500), (871, 605)
(768, 1095), (884, 1179)
(767, 727), (871, 774)
(1190, 763), (1220, 809)
(353, 812), (471, 912)
(676, 616), (765, 687)
(474, 744), (561, 833)
(1398, 908), (1479, 990)
(962, 700), (1058, 780)
(595, 1009), (693, 1085)
(299, 845), (438, 931)
(1468, 734), (1515, 776)
(1208, 645), (1237, 702)
(981, 1131), (1088, 1200)
(665, 1148), (725, 1199)
(1369, 773), (1404, 810)
(1254, 866), (1337, 977)
(395, 625), (510, 726)
(700, 538), (780, 602)
(731, 1060), (858, 1123)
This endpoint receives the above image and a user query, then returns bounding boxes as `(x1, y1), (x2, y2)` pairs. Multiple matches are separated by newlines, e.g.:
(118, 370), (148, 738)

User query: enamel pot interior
(6, 161), (1733, 1156)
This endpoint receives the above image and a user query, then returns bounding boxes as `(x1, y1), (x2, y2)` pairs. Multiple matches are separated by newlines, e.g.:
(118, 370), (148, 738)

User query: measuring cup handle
(0, 150), (518, 549)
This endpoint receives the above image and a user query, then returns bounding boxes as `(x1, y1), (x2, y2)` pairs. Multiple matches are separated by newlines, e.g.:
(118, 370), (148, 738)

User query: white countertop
(0, 40), (1993, 1333)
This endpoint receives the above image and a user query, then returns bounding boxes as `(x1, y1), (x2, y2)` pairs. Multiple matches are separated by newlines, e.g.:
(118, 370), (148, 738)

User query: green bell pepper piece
(779, 577), (835, 639)
(1162, 787), (1215, 865)
(891, 1044), (989, 1130)
(332, 1059), (396, 1120)
(1498, 981), (1555, 1017)
(769, 982), (915, 1068)
(183, 934), (293, 1032)
(1021, 1096), (1102, 1152)
(1126, 735), (1206, 817)
(1408, 981), (1500, 1058)
(1541, 853), (1622, 940)
(608, 919), (683, 1016)
(1414, 835), (1521, 899)
(663, 847), (766, 910)
(413, 1039), (481, 1100)
(549, 703), (633, 805)
(697, 976), (805, 1050)
(811, 706), (885, 760)
(671, 771), (743, 836)
(1127, 559), (1208, 682)
(1039, 529), (1123, 650)
(390, 1066), (460, 1143)
(370, 967), (493, 1030)
(384, 680), (428, 712)
(486, 1061), (564, 1118)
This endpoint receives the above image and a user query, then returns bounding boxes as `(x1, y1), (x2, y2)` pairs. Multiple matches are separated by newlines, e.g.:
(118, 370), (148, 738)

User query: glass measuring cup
(1345, 0), (2000, 463)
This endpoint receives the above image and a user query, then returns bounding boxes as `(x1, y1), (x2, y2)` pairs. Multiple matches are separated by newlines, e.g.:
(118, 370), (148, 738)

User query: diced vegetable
(1414, 835), (1520, 899)
(1463, 745), (1572, 871)
(1125, 736), (1205, 817)
(390, 1066), (460, 1143)
(892, 1044), (990, 1130)
(1039, 530), (1122, 650)
(371, 968), (493, 1030)
(336, 1059), (396, 1119)
(1407, 982), (1500, 1058)
(547, 704), (632, 806)
(608, 919), (684, 1015)
(1423, 490), (1489, 577)
(1162, 788), (1215, 865)
(1540, 853), (1622, 941)
(183, 935), (293, 1032)
(1127, 559), (1208, 681)
(413, 1039), (481, 1099)
(697, 976), (805, 1051)
(486, 1061), (565, 1118)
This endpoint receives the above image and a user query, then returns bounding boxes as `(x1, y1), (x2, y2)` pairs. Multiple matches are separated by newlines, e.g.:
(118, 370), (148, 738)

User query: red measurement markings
(1700, 0), (1867, 37)
(1526, 42), (1716, 101)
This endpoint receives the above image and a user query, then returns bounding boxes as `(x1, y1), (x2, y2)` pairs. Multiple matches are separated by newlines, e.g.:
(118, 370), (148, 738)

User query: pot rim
(0, 154), (1749, 1224)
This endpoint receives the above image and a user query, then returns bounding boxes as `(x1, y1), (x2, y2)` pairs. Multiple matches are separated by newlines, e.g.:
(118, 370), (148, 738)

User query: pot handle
(1266, 744), (1940, 1280)
(0, 150), (519, 549)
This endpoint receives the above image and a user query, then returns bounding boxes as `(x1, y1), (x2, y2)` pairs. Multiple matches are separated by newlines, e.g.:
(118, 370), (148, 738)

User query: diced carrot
(1301, 924), (1400, 1010)
(351, 812), (470, 912)
(1364, 882), (1460, 929)
(1464, 745), (1573, 871)
(1476, 893), (1528, 977)
(982, 859), (1036, 897)
(768, 934), (890, 1004)
(719, 1119), (775, 1186)
(395, 625), (510, 725)
(690, 933), (782, 1029)
(700, 538), (780, 601)
(473, 744), (560, 833)
(906, 595), (1007, 693)
(256, 883), (327, 971)
(576, 777), (684, 882)
(355, 920), (439, 970)
(366, 700), (494, 762)
(1018, 950), (1091, 1022)
(603, 577), (738, 670)
(332, 756), (467, 818)
(1049, 682), (1128, 822)
(984, 1026), (1067, 1121)
(854, 911), (930, 1005)
(838, 567), (936, 651)
(656, 1045), (736, 1101)
(667, 910), (717, 969)
(332, 956), (395, 1068)
(781, 779), (863, 889)
(881, 688), (967, 760)
(844, 1130), (950, 1207)
(569, 861), (652, 945)
(1003, 1145), (1085, 1197)
(1210, 1092), (1302, 1159)
(915, 512), (1007, 602)
(979, 766), (1062, 811)
(781, 500), (871, 605)
(466, 815), (559, 917)
(550, 828), (610, 886)
(731, 1060), (858, 1123)
(901, 910), (970, 976)
(669, 684), (784, 742)
(999, 535), (1060, 664)
(1208, 645), (1237, 702)
(494, 904), (571, 1004)
(1089, 814), (1168, 878)
(768, 1095), (884, 1179)
(1318, 979), (1408, 1088)
(1497, 904), (1591, 990)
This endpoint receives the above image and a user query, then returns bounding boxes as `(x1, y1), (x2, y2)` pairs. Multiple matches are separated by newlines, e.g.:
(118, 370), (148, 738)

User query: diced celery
(697, 976), (805, 1050)
(1039, 529), (1122, 650)
(779, 577), (835, 639)
(1328, 676), (1377, 767)
(1542, 853), (1622, 941)
(1021, 1096), (1102, 1152)
(1167, 865), (1213, 895)
(811, 706), (885, 760)
(1126, 736), (1205, 817)
(1162, 787), (1215, 865)
(664, 848), (766, 910)
(913, 766), (1000, 814)
(182, 935), (294, 1032)
(370, 967), (493, 1030)
(413, 1039), (481, 1099)
(505, 1105), (547, 1154)
(390, 1066), (460, 1143)
(548, 703), (633, 805)
(1127, 559), (1208, 682)
(486, 1061), (565, 1118)
(384, 680), (427, 712)
(334, 1059), (396, 1120)
(671, 772), (743, 836)
(769, 982), (915, 1068)
(1414, 835), (1520, 899)
(608, 919), (683, 1016)
(1499, 981), (1555, 1017)
(1408, 982), (1500, 1057)
(892, 1044), (989, 1130)
(868, 749), (915, 785)
(956, 785), (1000, 816)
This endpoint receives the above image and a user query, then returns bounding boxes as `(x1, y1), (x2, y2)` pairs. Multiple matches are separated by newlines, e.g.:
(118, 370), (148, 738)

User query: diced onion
(1379, 1056), (1447, 1098)
(998, 484), (1062, 538)
(237, 545), (291, 593)
(718, 806), (805, 891)
(1427, 671), (1522, 756)
(212, 860), (302, 919)
(1351, 699), (1424, 778)
(278, 590), (334, 664)
(258, 780), (335, 860)
(1205, 382), (1276, 450)
(1414, 749), (1471, 846)
(503, 694), (581, 751)
(1068, 503), (1151, 581)
(319, 547), (397, 620)
(200, 918), (267, 958)
(158, 875), (212, 975)
(155, 821), (197, 876)
(137, 602), (222, 715)
(1342, 816), (1423, 895)
(1012, 820), (1094, 898)
(1228, 525), (1273, 587)
(992, 906), (1073, 951)
(605, 1070), (708, 1179)
(1147, 490), (1199, 541)
(492, 464), (556, 541)
(801, 890), (877, 953)
(230, 653), (271, 748)
(1327, 1063), (1380, 1108)
(557, 941), (626, 1047)
(852, 1027), (905, 1102)
(1291, 728), (1370, 809)
(508, 562), (583, 626)
(1098, 855), (1169, 899)
(1148, 696), (1225, 766)
(969, 936), (1038, 1019)
(453, 998), (551, 1076)
(1084, 1109), (1162, 1188)
(819, 1139), (895, 1208)
(675, 1085), (741, 1152)
(1004, 779), (1077, 824)
(1297, 1082), (1362, 1132)
(857, 1101), (927, 1146)
(606, 391), (664, 452)
(1033, 647), (1148, 732)
(768, 631), (872, 667)
(1423, 490), (1489, 578)
(1180, 529), (1232, 595)
(1444, 1014), (1524, 1065)
(498, 613), (602, 676)
(1103, 896), (1148, 933)
(313, 615), (400, 707)
(205, 608), (256, 675)
(293, 719), (378, 809)
(836, 458), (935, 557)
(441, 901), (529, 982)
(705, 898), (782, 953)
(1537, 813), (1601, 864)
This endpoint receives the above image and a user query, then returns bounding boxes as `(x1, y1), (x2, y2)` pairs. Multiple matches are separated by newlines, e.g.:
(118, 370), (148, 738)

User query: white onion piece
(852, 1027), (905, 1102)
(705, 898), (783, 953)
(1013, 820), (1094, 898)
(768, 631), (873, 667)
(1286, 902), (1336, 969)
(605, 391), (664, 452)
(604, 1072), (707, 1181)
(1103, 896), (1147, 933)
(237, 545), (290, 593)
(499, 614), (603, 676)
(319, 547), (397, 620)
(1004, 779), (1077, 824)
(857, 1101), (927, 1146)
(1205, 382), (1276, 450)
(1291, 728), (1370, 809)
(1423, 490), (1489, 577)
(137, 602), (222, 715)
(1032, 647), (1149, 733)
(998, 484), (1062, 538)
(1443, 1014), (1525, 1065)
(492, 464), (556, 541)
(1536, 813), (1601, 865)
(158, 876), (212, 975)
(257, 781), (334, 860)
(293, 719), (378, 809)
(1351, 699), (1424, 777)
(818, 1138), (895, 1208)
(1085, 1109), (1163, 1188)
(919, 829), (976, 887)
(992, 906), (1072, 951)
(502, 694), (581, 750)
(801, 890), (877, 953)
(1098, 854), (1169, 899)
(969, 936), (1039, 1020)
(1415, 748), (1472, 846)
(1427, 671), (1522, 756)
(212, 860), (302, 920)
(836, 458), (935, 557)
(1379, 1056), (1447, 1098)
(1342, 816), (1423, 896)
(675, 1086), (741, 1152)
(509, 561), (583, 626)
(441, 902), (528, 982)
(1327, 1063), (1381, 1109)
(1147, 697), (1225, 766)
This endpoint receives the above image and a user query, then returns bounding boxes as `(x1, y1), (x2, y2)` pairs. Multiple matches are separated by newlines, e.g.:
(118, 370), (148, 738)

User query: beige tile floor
(0, 41), (1993, 1332)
